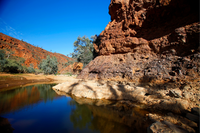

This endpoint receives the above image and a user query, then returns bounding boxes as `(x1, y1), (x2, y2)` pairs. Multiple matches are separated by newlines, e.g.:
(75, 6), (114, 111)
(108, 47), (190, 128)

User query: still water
(0, 84), (152, 133)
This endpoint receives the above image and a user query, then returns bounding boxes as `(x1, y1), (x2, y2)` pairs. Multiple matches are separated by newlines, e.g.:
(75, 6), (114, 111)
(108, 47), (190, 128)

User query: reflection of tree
(69, 100), (130, 133)
(69, 100), (94, 130)
(35, 84), (57, 103)
(0, 84), (60, 114)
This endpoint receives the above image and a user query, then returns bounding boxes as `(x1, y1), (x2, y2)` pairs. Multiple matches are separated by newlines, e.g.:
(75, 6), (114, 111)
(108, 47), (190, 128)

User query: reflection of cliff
(0, 84), (59, 114)
(69, 97), (151, 133)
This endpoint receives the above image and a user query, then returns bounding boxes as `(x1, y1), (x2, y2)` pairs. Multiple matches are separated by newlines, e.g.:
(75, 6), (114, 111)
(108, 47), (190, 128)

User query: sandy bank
(0, 73), (77, 91)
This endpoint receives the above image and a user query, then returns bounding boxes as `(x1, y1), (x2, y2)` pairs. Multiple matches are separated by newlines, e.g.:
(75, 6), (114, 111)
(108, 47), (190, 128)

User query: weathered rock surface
(77, 0), (199, 83)
(53, 79), (147, 101)
(148, 121), (188, 133)
(148, 113), (198, 132)
(53, 79), (199, 113)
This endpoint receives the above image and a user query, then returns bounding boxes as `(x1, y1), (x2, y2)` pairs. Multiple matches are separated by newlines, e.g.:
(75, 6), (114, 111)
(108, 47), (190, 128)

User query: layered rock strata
(77, 0), (199, 83)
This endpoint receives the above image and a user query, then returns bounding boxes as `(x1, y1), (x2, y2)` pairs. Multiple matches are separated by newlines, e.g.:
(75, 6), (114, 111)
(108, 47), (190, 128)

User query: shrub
(27, 64), (35, 73)
(39, 55), (58, 74)
(0, 50), (6, 72)
(34, 68), (43, 74)
(3, 59), (23, 73)
(65, 58), (77, 67)
(22, 65), (28, 73)
(0, 49), (35, 73)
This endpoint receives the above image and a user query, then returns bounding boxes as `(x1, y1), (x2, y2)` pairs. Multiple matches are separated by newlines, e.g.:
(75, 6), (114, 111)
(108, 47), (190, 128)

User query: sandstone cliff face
(77, 0), (199, 83)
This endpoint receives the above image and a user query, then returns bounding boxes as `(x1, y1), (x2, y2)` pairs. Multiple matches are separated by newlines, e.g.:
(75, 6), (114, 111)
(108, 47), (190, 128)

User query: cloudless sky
(0, 0), (111, 56)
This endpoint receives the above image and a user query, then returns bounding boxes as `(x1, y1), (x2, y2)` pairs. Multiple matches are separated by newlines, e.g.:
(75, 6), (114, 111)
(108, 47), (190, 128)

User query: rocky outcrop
(53, 78), (200, 113)
(58, 62), (83, 74)
(73, 62), (83, 74)
(77, 0), (199, 83)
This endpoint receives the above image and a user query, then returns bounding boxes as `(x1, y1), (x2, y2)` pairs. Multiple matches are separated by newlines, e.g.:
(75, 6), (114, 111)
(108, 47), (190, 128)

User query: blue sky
(0, 0), (111, 56)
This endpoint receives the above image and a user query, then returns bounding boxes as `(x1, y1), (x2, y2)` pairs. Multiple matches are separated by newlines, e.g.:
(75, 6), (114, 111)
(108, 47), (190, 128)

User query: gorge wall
(77, 0), (199, 84)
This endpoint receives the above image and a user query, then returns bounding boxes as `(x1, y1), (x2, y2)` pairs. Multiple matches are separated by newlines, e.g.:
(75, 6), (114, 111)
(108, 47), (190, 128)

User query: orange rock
(78, 0), (199, 83)
(73, 62), (83, 74)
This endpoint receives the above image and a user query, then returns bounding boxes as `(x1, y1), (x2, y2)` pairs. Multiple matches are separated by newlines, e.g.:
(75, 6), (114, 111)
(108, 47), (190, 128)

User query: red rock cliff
(0, 33), (82, 73)
(77, 0), (199, 83)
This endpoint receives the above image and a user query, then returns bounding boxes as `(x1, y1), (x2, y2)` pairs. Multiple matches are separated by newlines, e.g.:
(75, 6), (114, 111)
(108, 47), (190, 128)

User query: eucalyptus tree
(70, 36), (95, 67)
(39, 55), (58, 74)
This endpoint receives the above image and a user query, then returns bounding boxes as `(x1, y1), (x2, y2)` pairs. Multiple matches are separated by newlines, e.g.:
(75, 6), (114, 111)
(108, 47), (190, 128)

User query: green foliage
(3, 59), (23, 73)
(22, 65), (28, 73)
(0, 50), (6, 71)
(34, 68), (43, 74)
(70, 36), (94, 67)
(65, 58), (77, 67)
(27, 64), (35, 73)
(39, 55), (58, 74)
(0, 49), (35, 73)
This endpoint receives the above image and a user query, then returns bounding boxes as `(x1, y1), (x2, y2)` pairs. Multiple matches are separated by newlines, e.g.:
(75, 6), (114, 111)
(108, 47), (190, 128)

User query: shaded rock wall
(77, 0), (199, 83)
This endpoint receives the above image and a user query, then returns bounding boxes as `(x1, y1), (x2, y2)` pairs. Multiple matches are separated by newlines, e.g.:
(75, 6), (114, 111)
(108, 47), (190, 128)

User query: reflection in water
(68, 96), (152, 133)
(0, 84), (152, 133)
(0, 84), (59, 114)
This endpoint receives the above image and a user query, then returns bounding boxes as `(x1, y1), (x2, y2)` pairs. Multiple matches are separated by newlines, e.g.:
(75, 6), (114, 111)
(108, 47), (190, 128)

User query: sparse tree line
(0, 49), (58, 74)
(0, 35), (98, 74)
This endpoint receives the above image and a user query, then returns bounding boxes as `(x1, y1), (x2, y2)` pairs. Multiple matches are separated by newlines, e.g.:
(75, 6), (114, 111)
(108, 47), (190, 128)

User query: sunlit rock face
(77, 0), (199, 83)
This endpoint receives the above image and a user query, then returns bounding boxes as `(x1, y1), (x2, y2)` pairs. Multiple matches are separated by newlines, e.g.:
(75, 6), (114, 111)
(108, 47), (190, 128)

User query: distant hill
(0, 33), (72, 72)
